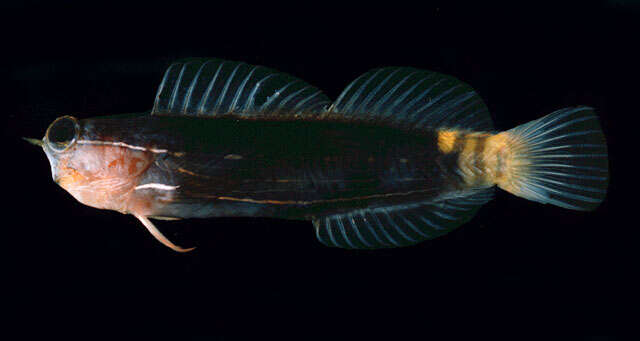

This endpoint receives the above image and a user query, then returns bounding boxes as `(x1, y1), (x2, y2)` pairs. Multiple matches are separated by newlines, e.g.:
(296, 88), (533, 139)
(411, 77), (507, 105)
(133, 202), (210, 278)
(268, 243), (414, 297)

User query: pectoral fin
(134, 214), (196, 253)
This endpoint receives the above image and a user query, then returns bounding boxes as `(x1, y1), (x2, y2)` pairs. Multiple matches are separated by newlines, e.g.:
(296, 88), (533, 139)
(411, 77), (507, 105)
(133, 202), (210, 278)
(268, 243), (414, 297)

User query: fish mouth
(22, 137), (44, 147)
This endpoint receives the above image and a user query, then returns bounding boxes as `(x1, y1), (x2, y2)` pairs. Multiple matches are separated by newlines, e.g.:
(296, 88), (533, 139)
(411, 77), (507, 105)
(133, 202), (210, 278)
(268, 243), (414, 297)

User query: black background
(3, 1), (633, 340)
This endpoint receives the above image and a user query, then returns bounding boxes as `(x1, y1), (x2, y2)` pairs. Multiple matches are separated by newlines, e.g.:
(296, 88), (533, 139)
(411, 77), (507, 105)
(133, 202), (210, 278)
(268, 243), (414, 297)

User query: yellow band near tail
(484, 132), (525, 193)
(437, 129), (506, 188)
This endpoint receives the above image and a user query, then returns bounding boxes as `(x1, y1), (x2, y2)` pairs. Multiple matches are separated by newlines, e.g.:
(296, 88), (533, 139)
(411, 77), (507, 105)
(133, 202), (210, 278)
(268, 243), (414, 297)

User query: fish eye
(45, 116), (79, 152)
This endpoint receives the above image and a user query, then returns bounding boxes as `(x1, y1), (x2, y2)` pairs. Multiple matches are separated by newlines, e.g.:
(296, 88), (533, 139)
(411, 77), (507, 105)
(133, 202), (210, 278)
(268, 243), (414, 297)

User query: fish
(25, 58), (609, 252)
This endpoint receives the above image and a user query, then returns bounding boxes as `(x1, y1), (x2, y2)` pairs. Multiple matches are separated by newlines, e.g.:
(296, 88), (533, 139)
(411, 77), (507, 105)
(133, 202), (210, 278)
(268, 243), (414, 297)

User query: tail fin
(492, 107), (609, 211)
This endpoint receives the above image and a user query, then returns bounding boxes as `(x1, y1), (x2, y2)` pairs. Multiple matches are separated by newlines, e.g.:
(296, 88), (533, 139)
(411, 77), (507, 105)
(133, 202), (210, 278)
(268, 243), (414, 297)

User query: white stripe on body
(135, 183), (180, 191)
(77, 140), (169, 154)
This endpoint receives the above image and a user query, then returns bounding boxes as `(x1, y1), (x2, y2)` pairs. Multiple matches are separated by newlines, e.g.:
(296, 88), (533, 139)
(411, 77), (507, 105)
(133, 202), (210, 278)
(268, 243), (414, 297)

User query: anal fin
(312, 189), (493, 249)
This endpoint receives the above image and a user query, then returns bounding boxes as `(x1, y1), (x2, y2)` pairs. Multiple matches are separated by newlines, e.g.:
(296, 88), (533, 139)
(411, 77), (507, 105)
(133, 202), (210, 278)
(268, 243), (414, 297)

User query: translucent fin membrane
(496, 107), (609, 211)
(313, 189), (493, 249)
(328, 67), (493, 131)
(152, 59), (331, 117)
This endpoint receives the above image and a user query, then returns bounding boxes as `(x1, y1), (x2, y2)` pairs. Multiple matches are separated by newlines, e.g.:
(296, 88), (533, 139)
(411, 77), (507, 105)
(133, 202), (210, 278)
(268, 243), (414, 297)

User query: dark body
(81, 114), (464, 220)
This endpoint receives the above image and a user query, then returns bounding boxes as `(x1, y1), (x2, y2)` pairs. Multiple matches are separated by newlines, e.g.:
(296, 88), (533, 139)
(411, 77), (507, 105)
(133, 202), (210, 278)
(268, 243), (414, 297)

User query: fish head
(33, 115), (152, 212)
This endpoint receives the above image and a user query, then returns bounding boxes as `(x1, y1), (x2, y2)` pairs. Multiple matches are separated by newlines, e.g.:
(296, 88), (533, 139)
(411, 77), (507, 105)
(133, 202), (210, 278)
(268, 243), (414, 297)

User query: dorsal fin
(151, 58), (331, 117)
(313, 189), (493, 249)
(327, 67), (493, 131)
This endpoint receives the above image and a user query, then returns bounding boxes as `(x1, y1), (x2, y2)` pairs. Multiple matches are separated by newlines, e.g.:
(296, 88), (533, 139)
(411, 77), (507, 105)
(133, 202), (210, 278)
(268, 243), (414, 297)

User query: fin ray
(313, 189), (493, 249)
(494, 107), (609, 211)
(328, 67), (493, 131)
(152, 58), (331, 117)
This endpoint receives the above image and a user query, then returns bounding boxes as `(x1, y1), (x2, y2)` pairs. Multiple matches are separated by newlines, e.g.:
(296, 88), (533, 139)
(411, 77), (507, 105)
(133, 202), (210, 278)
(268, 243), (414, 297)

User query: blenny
(25, 58), (609, 251)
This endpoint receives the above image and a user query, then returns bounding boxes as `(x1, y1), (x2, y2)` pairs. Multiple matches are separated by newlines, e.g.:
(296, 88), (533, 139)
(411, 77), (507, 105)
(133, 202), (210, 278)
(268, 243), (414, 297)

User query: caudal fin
(493, 107), (609, 211)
